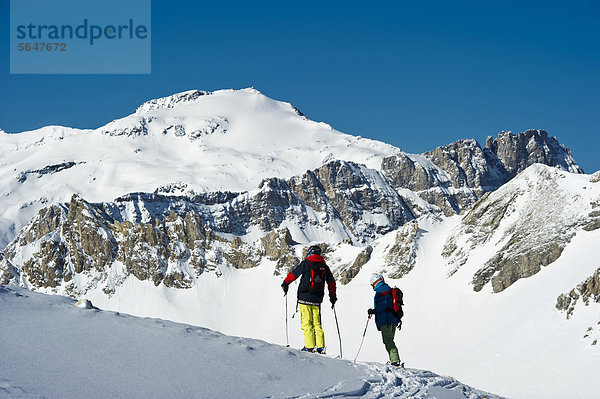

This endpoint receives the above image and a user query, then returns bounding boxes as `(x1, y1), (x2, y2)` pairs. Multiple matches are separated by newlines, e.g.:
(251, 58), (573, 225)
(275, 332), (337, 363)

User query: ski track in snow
(315, 364), (500, 399)
(0, 379), (35, 399)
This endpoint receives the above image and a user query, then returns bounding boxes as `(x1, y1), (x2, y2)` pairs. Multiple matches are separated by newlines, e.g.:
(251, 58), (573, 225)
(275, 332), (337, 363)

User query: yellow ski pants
(299, 303), (324, 349)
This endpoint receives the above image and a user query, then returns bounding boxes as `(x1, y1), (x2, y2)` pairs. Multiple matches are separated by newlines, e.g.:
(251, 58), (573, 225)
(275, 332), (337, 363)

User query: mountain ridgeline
(1, 125), (591, 301)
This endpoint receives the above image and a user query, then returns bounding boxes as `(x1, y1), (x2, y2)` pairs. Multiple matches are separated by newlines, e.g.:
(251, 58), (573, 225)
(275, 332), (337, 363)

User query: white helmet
(370, 274), (384, 287)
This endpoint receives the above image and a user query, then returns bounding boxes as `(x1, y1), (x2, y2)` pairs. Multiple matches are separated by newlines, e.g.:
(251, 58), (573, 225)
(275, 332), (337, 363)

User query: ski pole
(285, 294), (290, 347)
(333, 305), (342, 358)
(353, 315), (372, 362)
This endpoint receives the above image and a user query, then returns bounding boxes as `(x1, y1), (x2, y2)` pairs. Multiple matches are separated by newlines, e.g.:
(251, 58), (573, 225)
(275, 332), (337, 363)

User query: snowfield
(0, 286), (500, 399)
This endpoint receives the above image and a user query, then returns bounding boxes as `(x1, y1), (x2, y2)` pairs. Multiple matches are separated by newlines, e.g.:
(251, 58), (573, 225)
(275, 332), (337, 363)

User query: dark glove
(281, 282), (289, 295)
(397, 320), (402, 331)
(367, 308), (376, 315)
(330, 294), (337, 307)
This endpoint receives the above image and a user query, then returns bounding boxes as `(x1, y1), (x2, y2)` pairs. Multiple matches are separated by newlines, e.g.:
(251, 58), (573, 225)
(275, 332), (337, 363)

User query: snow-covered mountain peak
(132, 87), (299, 119)
(100, 87), (356, 144)
(0, 88), (402, 249)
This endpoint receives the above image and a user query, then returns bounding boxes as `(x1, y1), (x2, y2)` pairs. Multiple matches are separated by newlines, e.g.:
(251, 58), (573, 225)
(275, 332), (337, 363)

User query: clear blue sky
(1, 1), (599, 172)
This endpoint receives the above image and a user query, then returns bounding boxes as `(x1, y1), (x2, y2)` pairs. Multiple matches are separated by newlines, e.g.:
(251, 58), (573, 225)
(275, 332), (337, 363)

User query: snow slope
(51, 167), (598, 399)
(380, 217), (600, 399)
(0, 285), (500, 399)
(0, 88), (400, 249)
(41, 223), (596, 399)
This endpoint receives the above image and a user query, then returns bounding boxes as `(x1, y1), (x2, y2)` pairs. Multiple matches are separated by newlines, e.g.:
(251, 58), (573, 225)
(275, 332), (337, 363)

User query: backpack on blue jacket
(380, 287), (403, 320)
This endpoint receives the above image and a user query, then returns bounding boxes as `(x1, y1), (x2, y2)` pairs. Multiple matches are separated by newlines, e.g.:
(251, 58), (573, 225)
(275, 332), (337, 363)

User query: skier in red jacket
(281, 245), (337, 353)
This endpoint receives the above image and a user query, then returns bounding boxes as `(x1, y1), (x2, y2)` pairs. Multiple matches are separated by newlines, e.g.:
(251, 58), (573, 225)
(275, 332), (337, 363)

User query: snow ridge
(0, 285), (502, 399)
(134, 89), (210, 114)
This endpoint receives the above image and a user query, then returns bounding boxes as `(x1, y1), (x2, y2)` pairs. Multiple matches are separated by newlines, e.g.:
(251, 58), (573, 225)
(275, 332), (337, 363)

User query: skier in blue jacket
(367, 274), (402, 366)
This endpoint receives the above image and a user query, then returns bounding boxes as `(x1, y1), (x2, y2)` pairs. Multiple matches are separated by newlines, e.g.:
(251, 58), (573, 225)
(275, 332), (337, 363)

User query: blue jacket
(373, 282), (399, 330)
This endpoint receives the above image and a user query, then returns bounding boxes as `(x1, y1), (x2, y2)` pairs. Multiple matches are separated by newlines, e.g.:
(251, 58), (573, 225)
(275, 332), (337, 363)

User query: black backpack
(307, 263), (327, 295)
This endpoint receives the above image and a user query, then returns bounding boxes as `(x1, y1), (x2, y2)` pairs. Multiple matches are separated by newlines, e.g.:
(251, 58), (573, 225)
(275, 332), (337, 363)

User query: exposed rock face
(100, 89), (226, 140)
(261, 228), (299, 276)
(423, 139), (510, 192)
(110, 209), (225, 289)
(443, 165), (600, 293)
(100, 161), (414, 245)
(63, 195), (117, 275)
(584, 200), (600, 232)
(223, 236), (262, 271)
(18, 162), (79, 183)
(21, 240), (67, 288)
(101, 116), (152, 137)
(382, 152), (461, 216)
(333, 222), (419, 285)
(0, 194), (264, 296)
(337, 246), (373, 285)
(485, 129), (583, 176)
(382, 130), (583, 216)
(102, 115), (228, 140)
(383, 222), (420, 279)
(134, 90), (210, 114)
(556, 268), (600, 318)
(306, 161), (415, 241)
(248, 178), (304, 232)
(0, 250), (17, 285)
(2, 204), (68, 288)
(0, 159), (421, 295)
(17, 205), (65, 247)
(556, 268), (600, 346)
(473, 240), (563, 293)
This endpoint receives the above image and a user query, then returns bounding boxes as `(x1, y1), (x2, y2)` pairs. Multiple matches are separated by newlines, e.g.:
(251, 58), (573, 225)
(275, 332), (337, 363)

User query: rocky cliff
(0, 158), (416, 295)
(442, 164), (600, 293)
(556, 268), (600, 346)
(485, 129), (583, 176)
(381, 130), (581, 216)
(1, 130), (588, 297)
